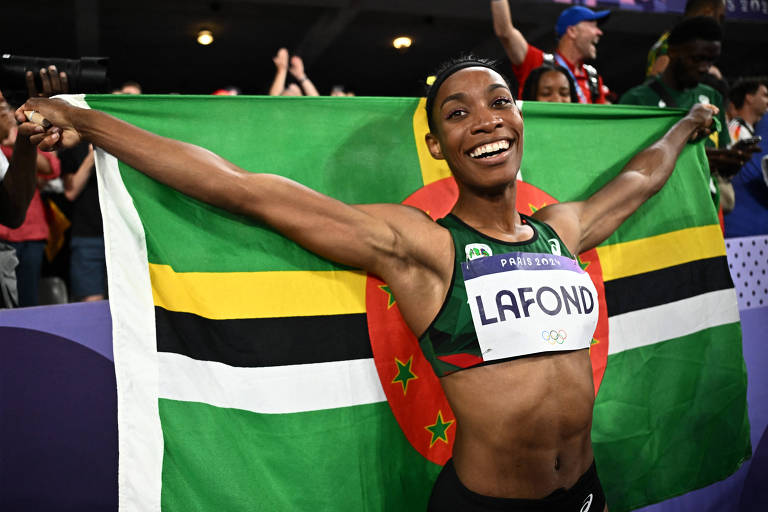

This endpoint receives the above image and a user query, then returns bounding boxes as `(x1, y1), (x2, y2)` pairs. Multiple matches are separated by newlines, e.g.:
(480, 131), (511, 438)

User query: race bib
(461, 252), (598, 362)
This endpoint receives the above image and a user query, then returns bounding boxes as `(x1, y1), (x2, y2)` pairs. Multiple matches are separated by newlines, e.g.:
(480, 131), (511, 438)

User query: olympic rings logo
(542, 329), (568, 344)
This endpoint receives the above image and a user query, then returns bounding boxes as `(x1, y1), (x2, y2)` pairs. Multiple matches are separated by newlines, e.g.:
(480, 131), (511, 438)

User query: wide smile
(466, 138), (515, 164)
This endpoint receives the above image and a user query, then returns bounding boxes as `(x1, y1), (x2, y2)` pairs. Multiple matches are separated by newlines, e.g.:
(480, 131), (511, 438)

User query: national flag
(70, 93), (748, 512)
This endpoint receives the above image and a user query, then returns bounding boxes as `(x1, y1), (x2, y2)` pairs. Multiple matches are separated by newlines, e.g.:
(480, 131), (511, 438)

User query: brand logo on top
(465, 243), (492, 261)
(547, 238), (561, 256)
(580, 493), (593, 512)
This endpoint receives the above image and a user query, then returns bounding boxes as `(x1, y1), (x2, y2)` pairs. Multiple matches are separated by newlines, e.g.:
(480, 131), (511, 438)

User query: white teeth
(470, 139), (510, 158)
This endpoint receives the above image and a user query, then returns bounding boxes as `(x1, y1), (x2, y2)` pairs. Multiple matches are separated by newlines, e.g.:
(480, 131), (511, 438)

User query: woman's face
(426, 67), (524, 192)
(536, 70), (572, 103)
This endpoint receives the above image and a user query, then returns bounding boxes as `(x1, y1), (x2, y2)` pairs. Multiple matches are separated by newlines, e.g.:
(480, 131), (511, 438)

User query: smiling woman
(18, 55), (716, 511)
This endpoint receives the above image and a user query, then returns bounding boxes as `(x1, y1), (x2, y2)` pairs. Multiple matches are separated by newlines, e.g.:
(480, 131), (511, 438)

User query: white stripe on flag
(608, 288), (740, 355)
(158, 353), (387, 414)
(66, 92), (164, 512)
(88, 135), (164, 509)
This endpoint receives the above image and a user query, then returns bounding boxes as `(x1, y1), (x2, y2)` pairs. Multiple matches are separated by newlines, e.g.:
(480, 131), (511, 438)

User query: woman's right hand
(14, 97), (83, 151)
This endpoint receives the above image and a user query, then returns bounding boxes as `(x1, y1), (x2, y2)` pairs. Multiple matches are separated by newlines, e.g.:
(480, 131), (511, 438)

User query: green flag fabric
(74, 93), (749, 511)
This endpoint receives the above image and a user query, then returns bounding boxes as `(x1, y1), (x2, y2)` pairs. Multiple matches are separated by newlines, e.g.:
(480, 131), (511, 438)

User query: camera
(0, 54), (110, 105)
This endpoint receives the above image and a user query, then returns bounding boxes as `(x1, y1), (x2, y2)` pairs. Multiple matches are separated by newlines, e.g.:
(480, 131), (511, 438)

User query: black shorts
(427, 459), (606, 511)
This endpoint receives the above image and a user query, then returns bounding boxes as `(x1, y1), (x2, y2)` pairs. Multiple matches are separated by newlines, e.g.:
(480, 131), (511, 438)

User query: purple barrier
(0, 301), (116, 511)
(0, 294), (765, 510)
(634, 306), (768, 512)
(636, 235), (768, 512)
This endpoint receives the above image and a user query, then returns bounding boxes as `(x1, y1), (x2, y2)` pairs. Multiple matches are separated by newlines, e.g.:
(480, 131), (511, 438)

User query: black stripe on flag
(155, 306), (372, 367)
(604, 256), (733, 317)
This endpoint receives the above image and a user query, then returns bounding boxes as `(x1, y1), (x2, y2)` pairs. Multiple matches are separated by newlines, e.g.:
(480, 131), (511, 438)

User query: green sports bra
(418, 213), (599, 377)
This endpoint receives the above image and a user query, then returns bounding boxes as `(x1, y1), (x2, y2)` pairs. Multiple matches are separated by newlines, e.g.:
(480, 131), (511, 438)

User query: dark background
(1, 0), (766, 100)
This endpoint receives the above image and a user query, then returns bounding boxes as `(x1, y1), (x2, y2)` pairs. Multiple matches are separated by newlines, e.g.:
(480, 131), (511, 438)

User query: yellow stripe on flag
(412, 98), (451, 186)
(149, 263), (367, 319)
(596, 224), (726, 281)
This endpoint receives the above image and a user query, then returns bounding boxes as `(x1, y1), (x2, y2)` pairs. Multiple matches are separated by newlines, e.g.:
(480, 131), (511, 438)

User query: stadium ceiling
(2, 0), (766, 99)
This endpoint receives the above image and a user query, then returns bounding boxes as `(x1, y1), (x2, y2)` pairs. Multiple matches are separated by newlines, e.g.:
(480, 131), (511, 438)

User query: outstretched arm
(16, 98), (445, 279)
(490, 0), (528, 66)
(18, 97), (454, 334)
(534, 104), (717, 255)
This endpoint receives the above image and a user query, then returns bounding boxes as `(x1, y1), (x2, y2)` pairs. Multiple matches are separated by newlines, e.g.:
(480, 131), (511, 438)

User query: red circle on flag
(366, 177), (609, 464)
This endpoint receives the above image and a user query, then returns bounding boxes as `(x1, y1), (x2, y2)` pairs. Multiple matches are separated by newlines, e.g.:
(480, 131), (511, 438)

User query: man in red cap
(490, 1), (610, 103)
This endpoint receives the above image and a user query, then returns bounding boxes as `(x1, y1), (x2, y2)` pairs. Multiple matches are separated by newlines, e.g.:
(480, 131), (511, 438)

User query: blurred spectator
(728, 77), (768, 145)
(725, 117), (768, 236)
(269, 48), (320, 97)
(490, 1), (610, 103)
(281, 84), (302, 96)
(0, 67), (71, 307)
(119, 81), (142, 95)
(0, 91), (39, 308)
(521, 63), (579, 103)
(330, 86), (355, 97)
(646, 0), (725, 77)
(288, 55), (319, 96)
(269, 48), (291, 96)
(60, 143), (106, 301)
(619, 17), (757, 214)
(51, 73), (124, 302)
(212, 86), (241, 96)
(0, 98), (61, 307)
(0, 92), (22, 227)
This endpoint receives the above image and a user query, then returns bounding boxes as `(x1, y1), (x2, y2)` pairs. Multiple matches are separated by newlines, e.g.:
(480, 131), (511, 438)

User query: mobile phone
(734, 135), (762, 148)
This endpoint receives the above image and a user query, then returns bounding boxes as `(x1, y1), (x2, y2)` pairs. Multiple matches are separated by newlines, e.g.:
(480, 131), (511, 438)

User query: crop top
(418, 213), (599, 377)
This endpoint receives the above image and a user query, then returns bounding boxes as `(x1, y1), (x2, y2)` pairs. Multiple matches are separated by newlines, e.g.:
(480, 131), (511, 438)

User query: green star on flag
(379, 284), (396, 309)
(392, 356), (418, 395)
(425, 411), (454, 447)
(577, 254), (591, 272)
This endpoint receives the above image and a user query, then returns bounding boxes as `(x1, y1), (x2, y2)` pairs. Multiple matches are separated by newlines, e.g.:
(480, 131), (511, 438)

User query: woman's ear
(425, 133), (444, 160)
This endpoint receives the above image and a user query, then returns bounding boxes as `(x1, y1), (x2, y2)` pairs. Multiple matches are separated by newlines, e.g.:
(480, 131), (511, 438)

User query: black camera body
(0, 54), (110, 105)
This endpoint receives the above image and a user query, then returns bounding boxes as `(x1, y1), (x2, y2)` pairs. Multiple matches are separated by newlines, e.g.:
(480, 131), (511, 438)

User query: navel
(554, 456), (561, 471)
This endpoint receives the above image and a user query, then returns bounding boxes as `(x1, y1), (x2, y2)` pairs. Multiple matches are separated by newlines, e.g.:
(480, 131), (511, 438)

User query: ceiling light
(392, 36), (412, 50)
(197, 30), (214, 46)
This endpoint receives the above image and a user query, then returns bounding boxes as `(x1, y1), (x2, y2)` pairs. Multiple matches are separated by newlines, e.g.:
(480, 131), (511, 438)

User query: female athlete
(17, 57), (715, 511)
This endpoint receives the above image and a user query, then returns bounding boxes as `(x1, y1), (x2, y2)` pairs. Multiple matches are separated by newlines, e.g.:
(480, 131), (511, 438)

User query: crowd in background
(0, 0), (766, 309)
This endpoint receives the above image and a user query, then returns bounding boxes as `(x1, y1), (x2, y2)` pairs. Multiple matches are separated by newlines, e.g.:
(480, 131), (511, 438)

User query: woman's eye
(492, 97), (512, 107)
(446, 109), (466, 120)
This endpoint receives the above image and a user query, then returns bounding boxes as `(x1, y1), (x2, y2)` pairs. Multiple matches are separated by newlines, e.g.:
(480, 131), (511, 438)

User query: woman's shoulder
(530, 202), (583, 255)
